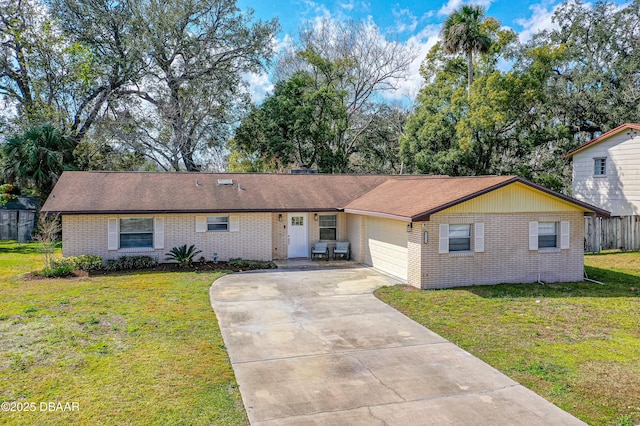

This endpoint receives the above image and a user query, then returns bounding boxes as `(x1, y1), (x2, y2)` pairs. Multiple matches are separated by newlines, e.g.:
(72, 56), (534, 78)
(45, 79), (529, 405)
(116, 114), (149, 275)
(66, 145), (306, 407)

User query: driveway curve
(210, 267), (584, 425)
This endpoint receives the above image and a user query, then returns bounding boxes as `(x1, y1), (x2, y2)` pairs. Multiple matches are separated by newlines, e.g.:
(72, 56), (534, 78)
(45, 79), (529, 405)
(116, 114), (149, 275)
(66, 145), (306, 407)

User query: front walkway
(210, 267), (585, 425)
(273, 258), (360, 269)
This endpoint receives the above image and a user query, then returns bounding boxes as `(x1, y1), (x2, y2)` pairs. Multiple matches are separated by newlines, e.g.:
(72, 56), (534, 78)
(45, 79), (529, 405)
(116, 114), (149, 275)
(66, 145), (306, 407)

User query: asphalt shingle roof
(42, 171), (609, 219)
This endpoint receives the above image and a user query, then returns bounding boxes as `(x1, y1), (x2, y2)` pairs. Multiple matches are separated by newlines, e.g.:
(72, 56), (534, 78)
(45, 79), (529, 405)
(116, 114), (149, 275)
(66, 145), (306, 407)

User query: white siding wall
(346, 214), (363, 263)
(572, 132), (640, 216)
(364, 216), (408, 280)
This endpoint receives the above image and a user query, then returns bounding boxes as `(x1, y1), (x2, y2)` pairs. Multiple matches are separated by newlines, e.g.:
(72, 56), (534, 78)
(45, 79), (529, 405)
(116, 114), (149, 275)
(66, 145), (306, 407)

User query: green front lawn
(0, 241), (247, 425)
(376, 251), (640, 426)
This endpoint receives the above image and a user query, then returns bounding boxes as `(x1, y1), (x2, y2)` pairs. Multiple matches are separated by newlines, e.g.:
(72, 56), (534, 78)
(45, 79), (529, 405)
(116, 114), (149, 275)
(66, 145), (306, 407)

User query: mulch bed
(23, 261), (273, 280)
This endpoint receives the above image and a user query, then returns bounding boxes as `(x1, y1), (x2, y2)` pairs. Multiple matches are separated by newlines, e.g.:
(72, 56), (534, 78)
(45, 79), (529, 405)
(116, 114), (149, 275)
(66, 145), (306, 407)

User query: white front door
(287, 213), (309, 258)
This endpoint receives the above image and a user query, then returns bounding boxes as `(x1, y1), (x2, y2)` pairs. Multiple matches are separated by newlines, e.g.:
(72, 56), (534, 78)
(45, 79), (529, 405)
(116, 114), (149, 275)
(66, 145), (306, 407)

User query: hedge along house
(42, 171), (608, 289)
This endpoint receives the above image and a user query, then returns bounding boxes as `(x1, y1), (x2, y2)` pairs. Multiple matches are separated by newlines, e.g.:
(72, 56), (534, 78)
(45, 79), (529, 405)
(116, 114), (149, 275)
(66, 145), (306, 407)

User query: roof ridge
(565, 123), (640, 158)
(64, 171), (400, 177)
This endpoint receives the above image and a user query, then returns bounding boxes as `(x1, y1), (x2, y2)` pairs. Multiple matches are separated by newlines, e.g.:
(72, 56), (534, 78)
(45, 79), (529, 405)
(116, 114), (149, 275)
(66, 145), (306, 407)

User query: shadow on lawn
(464, 267), (640, 299)
(0, 241), (47, 255)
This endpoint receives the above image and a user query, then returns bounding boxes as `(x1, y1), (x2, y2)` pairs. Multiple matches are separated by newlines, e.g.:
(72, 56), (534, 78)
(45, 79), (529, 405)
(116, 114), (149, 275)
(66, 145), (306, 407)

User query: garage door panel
(365, 217), (408, 280)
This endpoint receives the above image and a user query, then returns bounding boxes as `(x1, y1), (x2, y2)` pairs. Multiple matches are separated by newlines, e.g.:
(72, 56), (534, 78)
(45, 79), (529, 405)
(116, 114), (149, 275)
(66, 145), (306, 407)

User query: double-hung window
(319, 214), (337, 240)
(449, 224), (471, 252)
(119, 218), (153, 248)
(439, 223), (483, 254)
(594, 158), (607, 176)
(530, 221), (569, 250)
(207, 216), (229, 232)
(538, 222), (558, 248)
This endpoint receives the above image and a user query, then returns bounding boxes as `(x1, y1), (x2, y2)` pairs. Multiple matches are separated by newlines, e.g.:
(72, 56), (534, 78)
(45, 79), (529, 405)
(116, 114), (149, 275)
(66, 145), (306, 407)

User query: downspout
(584, 268), (604, 285)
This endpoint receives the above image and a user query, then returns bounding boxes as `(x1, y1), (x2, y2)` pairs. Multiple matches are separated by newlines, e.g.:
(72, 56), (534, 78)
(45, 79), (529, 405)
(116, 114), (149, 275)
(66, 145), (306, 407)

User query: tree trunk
(180, 141), (200, 172)
(167, 79), (199, 172)
(467, 50), (473, 97)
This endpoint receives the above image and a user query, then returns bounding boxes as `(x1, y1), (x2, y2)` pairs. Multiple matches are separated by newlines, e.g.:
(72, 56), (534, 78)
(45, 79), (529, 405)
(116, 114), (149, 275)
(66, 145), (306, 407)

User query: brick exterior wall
(62, 210), (585, 287)
(62, 213), (272, 262)
(63, 211), (349, 262)
(271, 213), (287, 260)
(407, 223), (423, 287)
(407, 212), (585, 289)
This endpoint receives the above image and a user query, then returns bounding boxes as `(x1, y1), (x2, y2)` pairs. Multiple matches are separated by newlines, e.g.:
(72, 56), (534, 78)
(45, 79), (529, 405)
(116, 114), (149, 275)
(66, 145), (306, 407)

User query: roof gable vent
(217, 179), (233, 185)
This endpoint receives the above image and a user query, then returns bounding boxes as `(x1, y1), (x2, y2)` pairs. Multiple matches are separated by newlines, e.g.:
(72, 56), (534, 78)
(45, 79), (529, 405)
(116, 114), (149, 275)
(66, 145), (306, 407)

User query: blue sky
(236, 0), (614, 102)
(239, 0), (556, 42)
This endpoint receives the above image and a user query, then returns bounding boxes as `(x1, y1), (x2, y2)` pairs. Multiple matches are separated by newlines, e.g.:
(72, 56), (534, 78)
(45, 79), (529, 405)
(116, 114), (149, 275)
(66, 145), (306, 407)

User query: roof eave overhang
(343, 209), (412, 222)
(564, 123), (640, 158)
(43, 207), (343, 215)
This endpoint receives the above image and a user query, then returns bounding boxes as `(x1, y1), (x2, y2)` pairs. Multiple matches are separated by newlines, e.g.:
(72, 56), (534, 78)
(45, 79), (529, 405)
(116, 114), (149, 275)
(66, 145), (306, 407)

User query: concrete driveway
(210, 267), (585, 425)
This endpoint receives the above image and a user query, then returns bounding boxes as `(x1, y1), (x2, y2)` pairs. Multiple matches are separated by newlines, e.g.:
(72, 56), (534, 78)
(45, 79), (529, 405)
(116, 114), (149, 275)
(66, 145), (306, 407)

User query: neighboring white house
(566, 123), (640, 250)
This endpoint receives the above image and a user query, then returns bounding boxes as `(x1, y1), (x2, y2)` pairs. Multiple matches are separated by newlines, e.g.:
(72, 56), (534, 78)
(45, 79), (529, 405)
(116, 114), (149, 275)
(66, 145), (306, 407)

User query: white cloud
(392, 7), (418, 33)
(515, 1), (561, 42)
(275, 33), (295, 53)
(300, 0), (331, 19)
(338, 0), (370, 13)
(381, 24), (441, 102)
(437, 0), (495, 16)
(243, 72), (273, 103)
(339, 0), (355, 11)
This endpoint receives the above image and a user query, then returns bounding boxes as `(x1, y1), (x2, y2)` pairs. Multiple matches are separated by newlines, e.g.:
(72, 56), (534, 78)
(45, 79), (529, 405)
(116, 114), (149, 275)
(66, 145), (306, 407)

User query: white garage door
(364, 217), (408, 280)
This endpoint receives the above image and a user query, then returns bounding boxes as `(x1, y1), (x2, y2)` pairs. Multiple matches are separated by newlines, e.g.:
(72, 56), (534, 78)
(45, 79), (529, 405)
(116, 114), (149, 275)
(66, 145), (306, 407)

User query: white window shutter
(154, 217), (164, 249)
(439, 224), (449, 254)
(529, 222), (538, 250)
(474, 223), (485, 253)
(229, 215), (240, 232)
(560, 221), (570, 249)
(108, 218), (118, 250)
(195, 216), (207, 233)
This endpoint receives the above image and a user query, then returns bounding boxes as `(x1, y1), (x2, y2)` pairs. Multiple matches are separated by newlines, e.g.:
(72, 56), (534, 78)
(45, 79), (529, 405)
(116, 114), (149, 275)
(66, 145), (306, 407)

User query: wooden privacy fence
(585, 215), (640, 252)
(0, 210), (36, 242)
(0, 196), (39, 243)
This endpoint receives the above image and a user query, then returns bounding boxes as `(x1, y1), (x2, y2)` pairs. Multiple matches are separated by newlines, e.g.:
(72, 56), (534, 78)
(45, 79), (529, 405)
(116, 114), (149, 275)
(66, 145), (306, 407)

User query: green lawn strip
(0, 243), (247, 425)
(375, 252), (640, 426)
(0, 241), (47, 280)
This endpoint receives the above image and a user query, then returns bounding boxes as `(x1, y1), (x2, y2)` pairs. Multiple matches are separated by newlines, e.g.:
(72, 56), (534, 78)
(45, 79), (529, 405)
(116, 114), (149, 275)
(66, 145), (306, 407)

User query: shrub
(52, 255), (103, 271)
(228, 258), (277, 270)
(52, 257), (75, 269)
(41, 265), (74, 278)
(74, 254), (102, 270)
(165, 245), (202, 267)
(104, 255), (157, 271)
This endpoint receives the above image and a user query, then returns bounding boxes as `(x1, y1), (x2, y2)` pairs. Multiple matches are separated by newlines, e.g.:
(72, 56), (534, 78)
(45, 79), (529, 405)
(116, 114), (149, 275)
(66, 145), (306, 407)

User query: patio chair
(311, 242), (329, 260)
(333, 241), (350, 260)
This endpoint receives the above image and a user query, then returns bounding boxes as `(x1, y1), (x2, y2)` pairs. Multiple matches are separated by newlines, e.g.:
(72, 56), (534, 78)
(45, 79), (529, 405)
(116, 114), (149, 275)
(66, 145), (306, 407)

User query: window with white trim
(538, 222), (558, 248)
(439, 223), (484, 254)
(594, 158), (606, 176)
(449, 224), (471, 252)
(319, 214), (337, 240)
(119, 218), (153, 248)
(529, 221), (570, 250)
(207, 216), (229, 231)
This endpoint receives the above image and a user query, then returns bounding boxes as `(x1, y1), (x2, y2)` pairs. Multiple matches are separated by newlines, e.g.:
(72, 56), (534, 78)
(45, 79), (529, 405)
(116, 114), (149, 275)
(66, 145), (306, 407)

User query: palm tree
(2, 124), (75, 199)
(441, 5), (492, 96)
